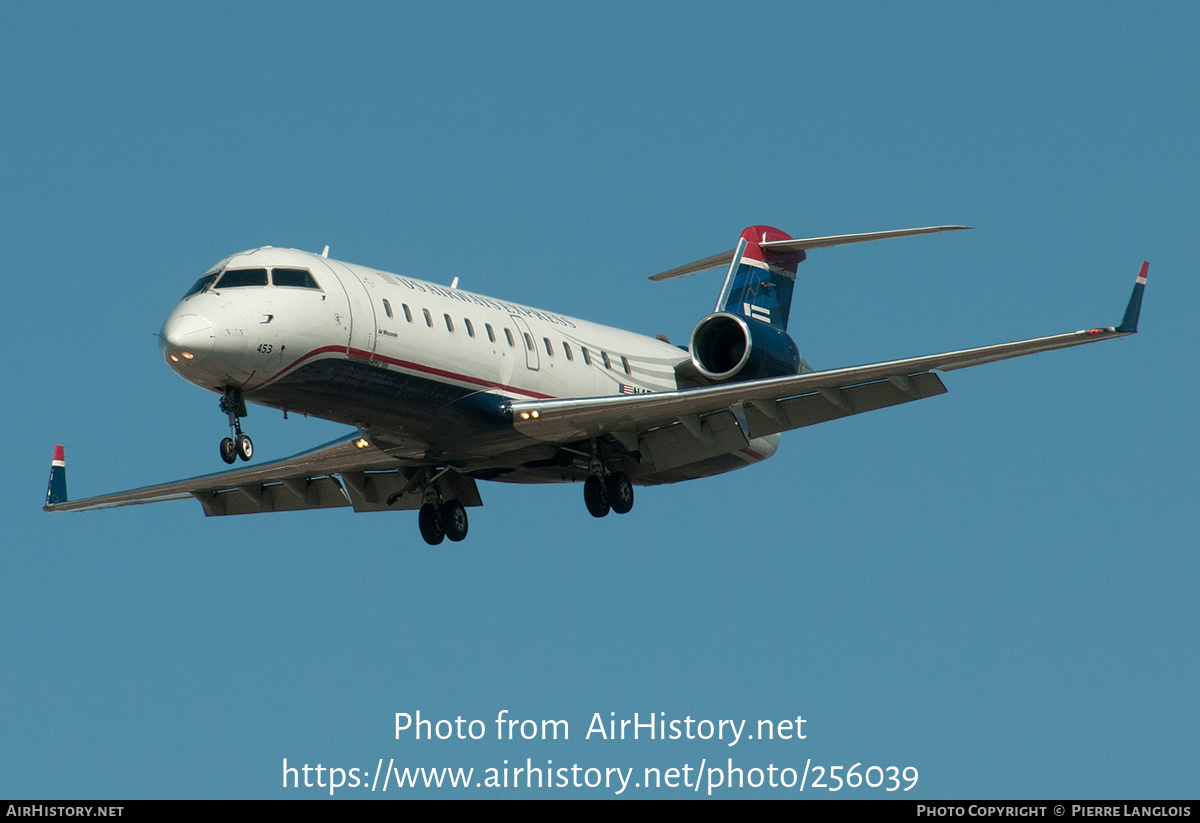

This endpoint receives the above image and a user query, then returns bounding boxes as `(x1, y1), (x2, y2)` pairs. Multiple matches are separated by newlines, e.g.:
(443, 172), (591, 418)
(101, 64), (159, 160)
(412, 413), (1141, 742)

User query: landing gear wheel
(440, 500), (469, 542)
(584, 474), (610, 518)
(607, 471), (634, 514)
(220, 437), (237, 464)
(236, 433), (254, 461)
(418, 502), (445, 545)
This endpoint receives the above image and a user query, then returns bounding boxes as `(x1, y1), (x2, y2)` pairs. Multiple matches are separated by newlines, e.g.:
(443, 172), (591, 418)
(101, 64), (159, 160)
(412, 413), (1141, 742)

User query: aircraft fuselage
(158, 246), (779, 481)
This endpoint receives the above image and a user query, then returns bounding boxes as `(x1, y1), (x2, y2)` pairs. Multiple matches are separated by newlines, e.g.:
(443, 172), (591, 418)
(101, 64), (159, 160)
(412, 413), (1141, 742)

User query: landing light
(169, 354), (180, 362)
(181, 351), (194, 360)
(355, 438), (369, 448)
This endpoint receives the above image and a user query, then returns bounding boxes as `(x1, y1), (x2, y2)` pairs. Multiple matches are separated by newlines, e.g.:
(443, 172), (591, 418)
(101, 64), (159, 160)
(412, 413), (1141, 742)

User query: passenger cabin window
(465, 318), (475, 338)
(403, 304), (412, 322)
(216, 268), (268, 288)
(382, 299), (393, 318)
(581, 347), (591, 366)
(444, 314), (454, 332)
(563, 342), (573, 361)
(271, 268), (320, 289)
(423, 309), (433, 327)
(184, 272), (218, 298)
(621, 356), (631, 375)
(523, 333), (534, 351)
(505, 328), (515, 347)
(485, 323), (496, 343)
(543, 337), (553, 356)
(602, 351), (612, 370)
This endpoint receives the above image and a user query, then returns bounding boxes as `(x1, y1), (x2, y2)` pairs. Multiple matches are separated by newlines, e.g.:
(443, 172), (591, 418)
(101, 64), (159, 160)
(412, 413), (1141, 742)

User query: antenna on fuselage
(450, 277), (459, 289)
(321, 245), (329, 258)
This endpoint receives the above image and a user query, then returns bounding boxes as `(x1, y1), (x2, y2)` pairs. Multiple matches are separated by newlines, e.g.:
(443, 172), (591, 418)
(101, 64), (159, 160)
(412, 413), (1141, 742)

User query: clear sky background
(2, 2), (1197, 799)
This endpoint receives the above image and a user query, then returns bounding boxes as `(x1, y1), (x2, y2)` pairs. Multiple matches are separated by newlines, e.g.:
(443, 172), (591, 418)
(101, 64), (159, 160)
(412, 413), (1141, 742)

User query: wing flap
(339, 469), (482, 512)
(193, 477), (351, 516)
(745, 372), (948, 438)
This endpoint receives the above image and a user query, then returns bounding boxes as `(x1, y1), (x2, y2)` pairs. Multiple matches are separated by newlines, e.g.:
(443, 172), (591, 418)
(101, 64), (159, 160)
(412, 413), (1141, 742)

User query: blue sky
(3, 2), (1197, 799)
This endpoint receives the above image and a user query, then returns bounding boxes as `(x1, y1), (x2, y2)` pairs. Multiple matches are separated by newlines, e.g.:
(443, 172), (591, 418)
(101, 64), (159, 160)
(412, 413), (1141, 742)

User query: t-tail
(715, 226), (804, 330)
(45, 445), (67, 509)
(649, 224), (972, 334)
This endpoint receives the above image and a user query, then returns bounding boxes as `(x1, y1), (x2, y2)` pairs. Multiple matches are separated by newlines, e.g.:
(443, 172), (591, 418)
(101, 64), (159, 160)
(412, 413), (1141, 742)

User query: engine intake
(689, 312), (801, 382)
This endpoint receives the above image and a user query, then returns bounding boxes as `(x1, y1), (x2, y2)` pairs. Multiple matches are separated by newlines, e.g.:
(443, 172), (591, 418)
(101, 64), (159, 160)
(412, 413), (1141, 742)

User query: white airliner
(44, 225), (1148, 544)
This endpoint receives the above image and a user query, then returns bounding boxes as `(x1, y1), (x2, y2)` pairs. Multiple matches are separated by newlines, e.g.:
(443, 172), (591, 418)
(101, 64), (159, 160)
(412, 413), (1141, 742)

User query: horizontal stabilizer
(760, 225), (971, 253)
(649, 225), (970, 281)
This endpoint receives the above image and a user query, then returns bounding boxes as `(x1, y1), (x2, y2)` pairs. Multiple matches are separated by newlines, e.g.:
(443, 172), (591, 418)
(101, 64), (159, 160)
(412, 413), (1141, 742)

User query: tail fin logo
(744, 303), (772, 323)
(717, 225), (805, 330)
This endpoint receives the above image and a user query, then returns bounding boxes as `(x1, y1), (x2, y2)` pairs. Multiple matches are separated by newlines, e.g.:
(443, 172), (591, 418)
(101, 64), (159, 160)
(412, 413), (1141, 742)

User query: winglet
(45, 445), (67, 509)
(1116, 261), (1149, 334)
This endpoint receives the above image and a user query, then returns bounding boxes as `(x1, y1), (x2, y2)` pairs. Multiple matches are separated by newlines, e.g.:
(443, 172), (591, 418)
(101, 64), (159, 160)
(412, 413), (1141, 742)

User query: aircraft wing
(508, 264), (1148, 445)
(44, 433), (482, 517)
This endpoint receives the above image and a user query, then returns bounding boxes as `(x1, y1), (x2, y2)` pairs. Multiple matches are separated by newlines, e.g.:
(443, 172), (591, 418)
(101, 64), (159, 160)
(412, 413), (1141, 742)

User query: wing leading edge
(508, 263), (1149, 444)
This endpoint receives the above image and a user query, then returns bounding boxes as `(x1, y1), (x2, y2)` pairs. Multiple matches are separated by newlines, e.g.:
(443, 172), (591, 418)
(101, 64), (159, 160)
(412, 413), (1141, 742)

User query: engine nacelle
(688, 312), (802, 382)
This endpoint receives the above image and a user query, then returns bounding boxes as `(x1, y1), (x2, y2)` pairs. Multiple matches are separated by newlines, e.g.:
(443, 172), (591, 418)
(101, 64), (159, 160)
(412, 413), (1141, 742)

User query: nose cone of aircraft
(160, 312), (215, 366)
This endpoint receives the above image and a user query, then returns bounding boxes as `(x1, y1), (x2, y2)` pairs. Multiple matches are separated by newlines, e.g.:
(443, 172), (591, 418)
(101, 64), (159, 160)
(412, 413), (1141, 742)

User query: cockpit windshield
(272, 268), (321, 289)
(215, 268), (269, 288)
(183, 266), (322, 298)
(183, 272), (219, 298)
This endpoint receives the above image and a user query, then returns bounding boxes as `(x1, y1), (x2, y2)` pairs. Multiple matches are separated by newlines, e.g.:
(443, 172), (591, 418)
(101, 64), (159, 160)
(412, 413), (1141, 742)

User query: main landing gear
(418, 497), (469, 545)
(218, 387), (253, 464)
(582, 443), (634, 518)
(405, 470), (469, 545)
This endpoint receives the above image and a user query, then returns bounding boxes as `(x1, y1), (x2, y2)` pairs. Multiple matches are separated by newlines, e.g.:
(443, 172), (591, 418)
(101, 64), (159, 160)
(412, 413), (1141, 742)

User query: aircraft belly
(249, 357), (532, 459)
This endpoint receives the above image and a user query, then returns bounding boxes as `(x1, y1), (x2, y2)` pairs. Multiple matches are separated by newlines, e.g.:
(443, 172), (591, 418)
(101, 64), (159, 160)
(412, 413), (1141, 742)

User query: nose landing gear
(218, 387), (253, 464)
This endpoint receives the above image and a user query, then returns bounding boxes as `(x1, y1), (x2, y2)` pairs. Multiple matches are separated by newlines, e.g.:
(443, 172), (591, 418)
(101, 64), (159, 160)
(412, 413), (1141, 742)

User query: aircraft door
(322, 259), (377, 359)
(510, 316), (539, 371)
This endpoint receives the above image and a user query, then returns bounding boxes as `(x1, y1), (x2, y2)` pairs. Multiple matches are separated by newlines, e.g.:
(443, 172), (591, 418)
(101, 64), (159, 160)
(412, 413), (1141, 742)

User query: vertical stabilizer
(715, 225), (805, 330)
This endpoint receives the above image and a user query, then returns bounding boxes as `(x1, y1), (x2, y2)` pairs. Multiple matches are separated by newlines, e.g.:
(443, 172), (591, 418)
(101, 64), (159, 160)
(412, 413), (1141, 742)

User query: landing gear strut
(582, 441), (634, 518)
(218, 387), (252, 464)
